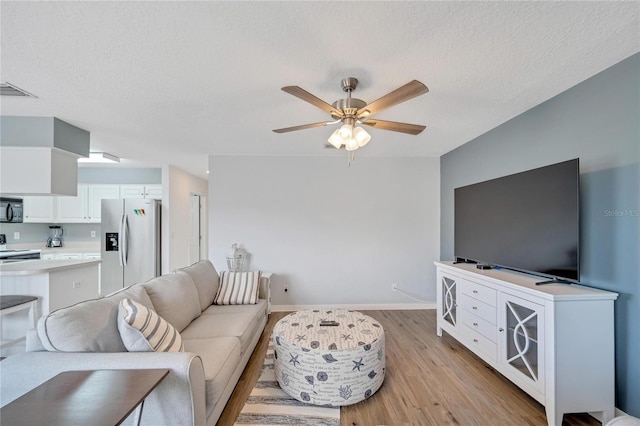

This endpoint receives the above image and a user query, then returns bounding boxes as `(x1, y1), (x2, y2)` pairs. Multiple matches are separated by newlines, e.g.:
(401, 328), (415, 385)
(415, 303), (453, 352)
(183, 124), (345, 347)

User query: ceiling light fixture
(274, 77), (428, 165)
(78, 152), (120, 164)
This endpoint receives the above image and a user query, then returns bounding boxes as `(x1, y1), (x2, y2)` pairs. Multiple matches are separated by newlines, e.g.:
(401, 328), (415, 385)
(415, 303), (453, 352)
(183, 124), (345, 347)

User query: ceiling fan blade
(281, 86), (343, 117)
(273, 121), (334, 133)
(360, 119), (426, 135)
(357, 80), (428, 118)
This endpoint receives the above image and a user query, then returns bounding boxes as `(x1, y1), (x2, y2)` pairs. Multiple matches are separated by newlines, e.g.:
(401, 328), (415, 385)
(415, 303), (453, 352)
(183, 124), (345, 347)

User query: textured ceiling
(1, 1), (638, 178)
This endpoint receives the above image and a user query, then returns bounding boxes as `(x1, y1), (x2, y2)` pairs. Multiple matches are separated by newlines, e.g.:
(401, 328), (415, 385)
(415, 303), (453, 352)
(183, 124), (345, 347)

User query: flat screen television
(454, 158), (580, 283)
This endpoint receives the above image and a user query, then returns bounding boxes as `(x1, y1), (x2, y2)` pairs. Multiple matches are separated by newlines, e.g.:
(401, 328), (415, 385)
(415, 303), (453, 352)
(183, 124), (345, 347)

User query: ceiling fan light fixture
(273, 78), (429, 162)
(328, 129), (344, 149)
(353, 126), (371, 147)
(338, 123), (353, 139)
(345, 137), (359, 151)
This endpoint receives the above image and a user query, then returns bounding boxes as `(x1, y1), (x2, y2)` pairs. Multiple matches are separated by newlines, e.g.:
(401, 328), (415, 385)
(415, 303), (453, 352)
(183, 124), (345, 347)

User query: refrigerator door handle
(122, 214), (129, 266)
(118, 214), (126, 266)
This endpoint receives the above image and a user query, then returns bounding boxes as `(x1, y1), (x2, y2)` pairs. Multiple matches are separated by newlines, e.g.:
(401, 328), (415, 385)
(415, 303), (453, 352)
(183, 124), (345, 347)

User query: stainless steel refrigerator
(101, 198), (161, 296)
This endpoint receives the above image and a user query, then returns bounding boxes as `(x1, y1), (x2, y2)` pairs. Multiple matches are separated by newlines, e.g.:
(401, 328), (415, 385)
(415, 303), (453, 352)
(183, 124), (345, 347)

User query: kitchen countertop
(0, 259), (101, 276)
(6, 242), (101, 255)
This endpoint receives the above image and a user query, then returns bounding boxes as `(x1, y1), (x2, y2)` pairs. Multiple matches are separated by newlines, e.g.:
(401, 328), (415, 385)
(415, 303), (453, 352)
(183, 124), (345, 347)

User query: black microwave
(0, 197), (23, 223)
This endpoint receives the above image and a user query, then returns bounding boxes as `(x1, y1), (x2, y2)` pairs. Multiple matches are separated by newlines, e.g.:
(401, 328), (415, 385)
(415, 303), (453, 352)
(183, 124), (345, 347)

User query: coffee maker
(46, 226), (64, 248)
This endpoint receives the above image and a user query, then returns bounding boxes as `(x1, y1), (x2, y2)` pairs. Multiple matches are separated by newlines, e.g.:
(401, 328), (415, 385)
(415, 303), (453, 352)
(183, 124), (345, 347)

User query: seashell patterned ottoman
(273, 309), (385, 406)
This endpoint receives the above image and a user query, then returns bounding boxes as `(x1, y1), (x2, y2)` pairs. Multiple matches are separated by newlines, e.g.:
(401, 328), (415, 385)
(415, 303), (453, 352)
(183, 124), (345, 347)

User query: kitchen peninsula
(0, 258), (100, 317)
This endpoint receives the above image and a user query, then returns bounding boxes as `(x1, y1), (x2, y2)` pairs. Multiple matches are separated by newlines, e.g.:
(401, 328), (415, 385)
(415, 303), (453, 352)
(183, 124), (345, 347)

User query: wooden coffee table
(0, 369), (169, 426)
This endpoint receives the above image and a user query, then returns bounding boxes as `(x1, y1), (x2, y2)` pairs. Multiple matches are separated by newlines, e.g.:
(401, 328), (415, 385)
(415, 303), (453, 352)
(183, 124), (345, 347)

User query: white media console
(435, 261), (618, 426)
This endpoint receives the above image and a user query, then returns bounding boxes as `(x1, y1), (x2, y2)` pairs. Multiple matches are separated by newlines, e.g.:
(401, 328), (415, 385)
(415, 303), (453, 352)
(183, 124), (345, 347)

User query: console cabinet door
(436, 271), (459, 336)
(498, 293), (545, 397)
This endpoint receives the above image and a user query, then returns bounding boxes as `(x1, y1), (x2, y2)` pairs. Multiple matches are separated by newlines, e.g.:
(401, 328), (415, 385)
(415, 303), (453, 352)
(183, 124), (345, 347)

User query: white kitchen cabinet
(56, 185), (88, 222)
(435, 262), (617, 426)
(119, 184), (162, 200)
(22, 184), (157, 223)
(87, 185), (120, 222)
(40, 253), (56, 260)
(144, 185), (162, 199)
(54, 253), (83, 260)
(82, 253), (101, 260)
(22, 196), (55, 223)
(56, 184), (120, 223)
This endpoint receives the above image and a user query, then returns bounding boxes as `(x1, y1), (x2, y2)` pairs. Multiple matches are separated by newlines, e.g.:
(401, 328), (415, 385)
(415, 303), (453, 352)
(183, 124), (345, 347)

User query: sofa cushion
(183, 337), (241, 406)
(213, 271), (260, 305)
(38, 285), (153, 352)
(182, 300), (267, 354)
(118, 298), (184, 352)
(142, 271), (201, 332)
(177, 260), (220, 312)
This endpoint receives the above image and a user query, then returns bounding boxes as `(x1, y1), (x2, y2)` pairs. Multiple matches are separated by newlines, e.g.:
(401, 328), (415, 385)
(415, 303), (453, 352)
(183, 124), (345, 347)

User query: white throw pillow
(213, 271), (260, 305)
(118, 298), (183, 352)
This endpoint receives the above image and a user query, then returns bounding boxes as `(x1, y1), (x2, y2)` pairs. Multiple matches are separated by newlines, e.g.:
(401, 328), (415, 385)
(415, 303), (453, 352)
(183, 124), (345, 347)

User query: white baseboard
(271, 302), (436, 312)
(588, 407), (635, 423)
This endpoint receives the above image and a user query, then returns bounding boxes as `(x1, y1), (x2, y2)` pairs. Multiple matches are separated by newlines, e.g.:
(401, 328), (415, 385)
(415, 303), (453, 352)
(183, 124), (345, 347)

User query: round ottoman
(273, 309), (385, 406)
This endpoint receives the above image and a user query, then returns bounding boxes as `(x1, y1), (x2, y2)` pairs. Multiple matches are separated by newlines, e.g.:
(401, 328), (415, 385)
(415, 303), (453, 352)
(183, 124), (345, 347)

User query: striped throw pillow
(213, 271), (260, 305)
(118, 298), (183, 352)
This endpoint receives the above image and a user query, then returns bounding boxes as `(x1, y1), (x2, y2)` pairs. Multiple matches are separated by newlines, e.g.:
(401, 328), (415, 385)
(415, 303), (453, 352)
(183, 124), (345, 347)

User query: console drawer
(461, 325), (497, 362)
(461, 280), (497, 307)
(459, 293), (496, 325)
(460, 308), (497, 342)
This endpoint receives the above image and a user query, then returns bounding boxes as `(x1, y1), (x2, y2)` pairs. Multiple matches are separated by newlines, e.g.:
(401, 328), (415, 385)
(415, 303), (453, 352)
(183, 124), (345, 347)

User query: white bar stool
(0, 295), (39, 350)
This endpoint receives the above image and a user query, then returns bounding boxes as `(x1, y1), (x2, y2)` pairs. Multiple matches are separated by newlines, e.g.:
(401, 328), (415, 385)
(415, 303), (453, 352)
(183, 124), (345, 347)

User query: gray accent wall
(440, 53), (639, 415)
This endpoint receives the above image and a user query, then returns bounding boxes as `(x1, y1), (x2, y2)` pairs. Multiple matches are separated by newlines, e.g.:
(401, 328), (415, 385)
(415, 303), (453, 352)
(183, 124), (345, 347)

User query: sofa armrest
(260, 272), (272, 313)
(0, 351), (206, 426)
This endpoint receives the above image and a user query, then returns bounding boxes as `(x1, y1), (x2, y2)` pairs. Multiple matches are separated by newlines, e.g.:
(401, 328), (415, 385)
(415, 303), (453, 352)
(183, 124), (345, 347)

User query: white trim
(590, 407), (636, 423)
(614, 408), (632, 418)
(271, 302), (436, 312)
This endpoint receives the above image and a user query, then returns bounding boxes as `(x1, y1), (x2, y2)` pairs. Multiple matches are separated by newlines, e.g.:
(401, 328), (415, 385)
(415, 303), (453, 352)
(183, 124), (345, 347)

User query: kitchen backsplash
(0, 223), (100, 245)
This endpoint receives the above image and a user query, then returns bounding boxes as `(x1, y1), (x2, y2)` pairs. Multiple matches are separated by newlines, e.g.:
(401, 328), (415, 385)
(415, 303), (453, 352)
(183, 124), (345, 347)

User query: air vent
(0, 82), (37, 98)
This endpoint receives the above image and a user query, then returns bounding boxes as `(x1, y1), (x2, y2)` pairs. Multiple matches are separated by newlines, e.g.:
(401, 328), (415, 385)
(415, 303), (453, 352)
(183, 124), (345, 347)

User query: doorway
(188, 194), (202, 265)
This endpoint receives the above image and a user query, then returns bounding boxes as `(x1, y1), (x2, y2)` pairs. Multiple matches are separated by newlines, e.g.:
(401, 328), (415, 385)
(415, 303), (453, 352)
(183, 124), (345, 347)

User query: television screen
(454, 159), (580, 282)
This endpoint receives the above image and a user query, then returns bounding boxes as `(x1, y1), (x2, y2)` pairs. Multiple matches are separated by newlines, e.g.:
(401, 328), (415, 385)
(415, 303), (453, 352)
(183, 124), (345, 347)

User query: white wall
(208, 155), (440, 309)
(161, 165), (208, 273)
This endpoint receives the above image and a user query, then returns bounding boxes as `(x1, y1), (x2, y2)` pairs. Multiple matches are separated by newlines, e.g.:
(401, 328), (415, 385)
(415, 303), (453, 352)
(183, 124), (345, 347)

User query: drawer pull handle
(473, 290), (478, 294)
(472, 306), (478, 310)
(473, 339), (478, 343)
(473, 322), (478, 326)
(499, 328), (504, 332)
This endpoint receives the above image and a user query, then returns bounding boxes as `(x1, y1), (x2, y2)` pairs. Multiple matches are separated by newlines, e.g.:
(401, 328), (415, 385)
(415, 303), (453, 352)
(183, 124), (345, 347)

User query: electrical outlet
(73, 282), (81, 289)
(13, 231), (20, 240)
(392, 283), (398, 292)
(91, 231), (96, 238)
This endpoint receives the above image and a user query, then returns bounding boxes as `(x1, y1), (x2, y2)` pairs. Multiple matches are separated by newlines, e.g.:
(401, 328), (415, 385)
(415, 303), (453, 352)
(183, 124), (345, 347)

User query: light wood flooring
(217, 310), (600, 426)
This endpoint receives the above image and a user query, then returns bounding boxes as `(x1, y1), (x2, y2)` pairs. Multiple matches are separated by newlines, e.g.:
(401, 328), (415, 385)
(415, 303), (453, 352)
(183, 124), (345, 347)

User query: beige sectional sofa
(0, 260), (270, 426)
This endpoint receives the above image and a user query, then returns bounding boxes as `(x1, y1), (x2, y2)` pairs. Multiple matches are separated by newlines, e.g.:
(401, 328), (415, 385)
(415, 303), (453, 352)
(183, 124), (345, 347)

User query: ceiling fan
(273, 77), (429, 152)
